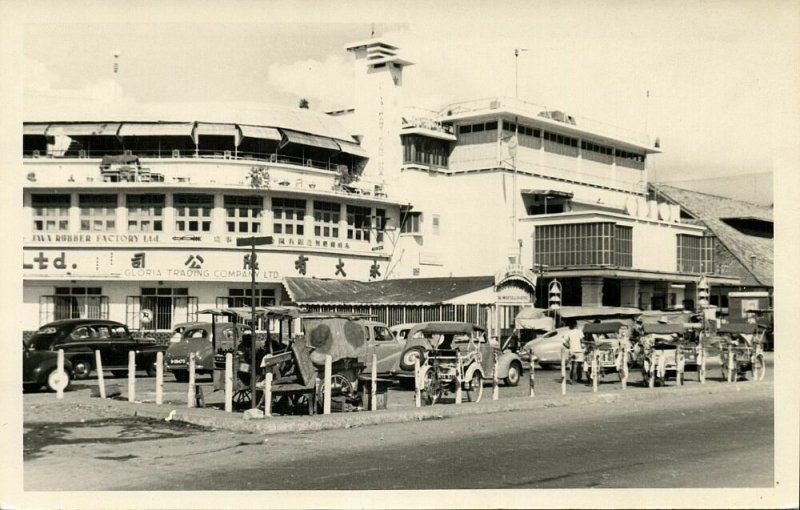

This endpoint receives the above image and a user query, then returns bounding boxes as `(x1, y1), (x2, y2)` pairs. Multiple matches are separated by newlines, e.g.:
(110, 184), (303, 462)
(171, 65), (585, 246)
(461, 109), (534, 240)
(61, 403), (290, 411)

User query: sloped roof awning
(48, 123), (121, 136)
(23, 123), (51, 136)
(238, 125), (281, 141)
(118, 123), (195, 137)
(283, 276), (497, 306)
(280, 129), (341, 151)
(195, 122), (238, 137)
(522, 189), (574, 199)
(336, 140), (370, 158)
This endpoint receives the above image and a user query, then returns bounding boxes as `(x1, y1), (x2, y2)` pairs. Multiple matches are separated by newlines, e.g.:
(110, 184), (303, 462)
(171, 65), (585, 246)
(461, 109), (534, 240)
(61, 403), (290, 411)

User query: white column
(164, 193), (175, 235)
(212, 192), (226, 236)
(69, 192), (80, 233)
(581, 277), (604, 307)
(620, 280), (640, 308)
(117, 191), (126, 232)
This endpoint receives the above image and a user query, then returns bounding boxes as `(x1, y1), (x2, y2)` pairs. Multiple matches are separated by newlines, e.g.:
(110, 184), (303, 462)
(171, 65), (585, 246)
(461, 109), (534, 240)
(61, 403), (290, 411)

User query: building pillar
(580, 277), (604, 307)
(620, 280), (640, 308)
(69, 191), (80, 233)
(684, 282), (698, 311)
(164, 192), (175, 235)
(212, 192), (225, 236)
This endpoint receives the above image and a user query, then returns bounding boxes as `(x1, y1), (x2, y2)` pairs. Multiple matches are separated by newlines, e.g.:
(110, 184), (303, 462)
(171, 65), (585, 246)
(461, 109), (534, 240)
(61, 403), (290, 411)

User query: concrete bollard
(727, 348), (734, 383)
(155, 351), (163, 405)
(455, 359), (463, 404)
(648, 356), (655, 389)
(187, 354), (196, 408)
(560, 349), (567, 395)
(371, 354), (378, 411)
(621, 349), (628, 390)
(224, 353), (233, 413)
(414, 358), (421, 408)
(323, 354), (332, 415)
(492, 352), (499, 401)
(698, 346), (705, 384)
(128, 351), (136, 402)
(529, 358), (535, 397)
(264, 372), (273, 417)
(56, 349), (65, 400)
(95, 350), (106, 399)
(591, 350), (598, 393)
(677, 349), (685, 386)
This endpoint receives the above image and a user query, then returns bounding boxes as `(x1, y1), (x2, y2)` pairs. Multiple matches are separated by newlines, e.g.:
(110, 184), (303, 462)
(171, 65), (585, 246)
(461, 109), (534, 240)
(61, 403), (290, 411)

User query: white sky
(17, 1), (800, 186)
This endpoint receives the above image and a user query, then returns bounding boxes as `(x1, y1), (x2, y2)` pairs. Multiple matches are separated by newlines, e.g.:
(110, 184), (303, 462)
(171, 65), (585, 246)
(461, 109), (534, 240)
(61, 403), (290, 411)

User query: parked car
(25, 319), (166, 379)
(389, 322), (419, 343)
(361, 320), (406, 376)
(165, 322), (248, 382)
(398, 322), (524, 387)
(22, 341), (73, 392)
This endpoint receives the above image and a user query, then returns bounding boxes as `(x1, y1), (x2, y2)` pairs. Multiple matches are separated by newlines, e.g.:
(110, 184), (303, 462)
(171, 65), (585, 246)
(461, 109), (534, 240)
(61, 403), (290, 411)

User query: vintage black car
(22, 341), (73, 392)
(25, 319), (166, 379)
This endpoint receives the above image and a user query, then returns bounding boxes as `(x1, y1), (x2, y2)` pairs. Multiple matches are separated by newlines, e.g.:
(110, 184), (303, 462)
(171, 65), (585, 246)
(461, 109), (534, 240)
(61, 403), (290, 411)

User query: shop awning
(118, 122), (195, 137)
(47, 123), (121, 136)
(280, 129), (341, 151)
(195, 122), (238, 137)
(336, 140), (370, 158)
(23, 123), (51, 136)
(238, 125), (281, 141)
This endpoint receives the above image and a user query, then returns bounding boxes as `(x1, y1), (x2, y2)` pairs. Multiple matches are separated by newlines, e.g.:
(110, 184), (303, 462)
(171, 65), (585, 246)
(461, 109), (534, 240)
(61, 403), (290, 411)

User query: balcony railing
(23, 148), (359, 174)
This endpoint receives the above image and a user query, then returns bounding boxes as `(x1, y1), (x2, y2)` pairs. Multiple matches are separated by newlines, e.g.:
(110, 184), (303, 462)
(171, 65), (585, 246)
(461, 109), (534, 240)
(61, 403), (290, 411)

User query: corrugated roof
(652, 184), (773, 287)
(283, 276), (496, 305)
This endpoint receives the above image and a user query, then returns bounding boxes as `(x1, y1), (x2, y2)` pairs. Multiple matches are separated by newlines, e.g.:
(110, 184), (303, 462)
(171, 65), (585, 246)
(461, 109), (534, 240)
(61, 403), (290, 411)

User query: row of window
(401, 135), (450, 167)
(30, 193), (388, 240)
(534, 222), (630, 267)
(40, 286), (277, 329)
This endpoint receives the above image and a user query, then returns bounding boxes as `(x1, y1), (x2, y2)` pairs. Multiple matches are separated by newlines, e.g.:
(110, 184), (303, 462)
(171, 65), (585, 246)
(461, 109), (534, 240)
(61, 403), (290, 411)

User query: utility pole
(512, 48), (527, 263)
(236, 235), (273, 409)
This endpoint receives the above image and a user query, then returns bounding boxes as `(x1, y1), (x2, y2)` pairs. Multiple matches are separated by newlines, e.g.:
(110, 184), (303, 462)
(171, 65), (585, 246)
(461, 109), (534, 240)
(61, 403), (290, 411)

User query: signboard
(140, 308), (153, 325)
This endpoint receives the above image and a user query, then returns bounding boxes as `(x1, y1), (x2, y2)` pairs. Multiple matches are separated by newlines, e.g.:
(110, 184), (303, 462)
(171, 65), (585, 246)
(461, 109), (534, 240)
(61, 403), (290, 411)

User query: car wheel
(46, 368), (71, 392)
(399, 346), (426, 371)
(504, 362), (522, 387)
(172, 370), (189, 383)
(71, 357), (92, 379)
(145, 359), (159, 377)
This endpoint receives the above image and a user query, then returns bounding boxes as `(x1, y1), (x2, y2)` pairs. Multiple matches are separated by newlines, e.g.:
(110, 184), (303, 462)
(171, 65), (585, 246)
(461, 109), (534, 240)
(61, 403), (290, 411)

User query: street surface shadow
(24, 417), (209, 461)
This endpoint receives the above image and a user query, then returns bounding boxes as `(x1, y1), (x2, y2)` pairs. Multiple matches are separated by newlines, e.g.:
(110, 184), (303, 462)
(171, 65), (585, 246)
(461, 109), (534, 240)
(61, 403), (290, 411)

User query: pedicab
(582, 321), (634, 384)
(413, 322), (492, 404)
(715, 323), (767, 382)
(636, 322), (702, 387)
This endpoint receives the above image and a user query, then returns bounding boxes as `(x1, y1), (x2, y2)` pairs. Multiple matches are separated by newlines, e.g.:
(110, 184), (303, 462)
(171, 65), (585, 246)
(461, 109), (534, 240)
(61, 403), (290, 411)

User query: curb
(116, 380), (773, 435)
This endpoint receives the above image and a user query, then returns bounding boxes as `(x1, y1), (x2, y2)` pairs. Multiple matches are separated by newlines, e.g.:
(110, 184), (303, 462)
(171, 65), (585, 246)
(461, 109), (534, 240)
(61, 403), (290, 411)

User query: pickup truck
(25, 319), (166, 379)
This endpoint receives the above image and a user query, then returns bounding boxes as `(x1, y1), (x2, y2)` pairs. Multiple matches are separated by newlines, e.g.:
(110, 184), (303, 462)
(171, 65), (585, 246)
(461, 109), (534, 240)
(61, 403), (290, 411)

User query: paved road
(24, 383), (773, 490)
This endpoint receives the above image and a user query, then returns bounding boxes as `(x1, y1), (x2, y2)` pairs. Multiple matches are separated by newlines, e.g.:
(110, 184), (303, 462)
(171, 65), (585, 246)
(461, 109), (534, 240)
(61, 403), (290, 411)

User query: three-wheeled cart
(715, 323), (767, 382)
(582, 321), (633, 384)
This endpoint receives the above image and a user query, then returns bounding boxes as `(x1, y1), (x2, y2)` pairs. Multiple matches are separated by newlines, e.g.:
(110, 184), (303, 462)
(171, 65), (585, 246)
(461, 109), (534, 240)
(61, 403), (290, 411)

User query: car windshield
(27, 330), (60, 350)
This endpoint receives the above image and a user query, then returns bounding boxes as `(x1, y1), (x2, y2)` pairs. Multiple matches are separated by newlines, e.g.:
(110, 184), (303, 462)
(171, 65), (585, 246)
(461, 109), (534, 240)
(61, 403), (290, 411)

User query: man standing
(563, 320), (585, 383)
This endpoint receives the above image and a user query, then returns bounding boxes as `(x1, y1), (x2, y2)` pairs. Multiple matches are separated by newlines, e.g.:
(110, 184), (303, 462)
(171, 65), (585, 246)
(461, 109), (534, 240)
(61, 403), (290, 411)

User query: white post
(323, 354), (332, 415)
(727, 348), (734, 383)
(455, 358), (463, 404)
(414, 358), (421, 408)
(187, 354), (196, 408)
(592, 350), (598, 393)
(95, 350), (106, 399)
(492, 352), (499, 401)
(560, 348), (567, 395)
(127, 350), (136, 402)
(56, 349), (65, 400)
(155, 352), (163, 405)
(658, 352), (667, 385)
(224, 353), (233, 413)
(621, 349), (628, 390)
(677, 349), (684, 386)
(529, 357), (535, 397)
(698, 344), (706, 384)
(371, 354), (378, 411)
(264, 372), (273, 417)
(648, 356), (655, 389)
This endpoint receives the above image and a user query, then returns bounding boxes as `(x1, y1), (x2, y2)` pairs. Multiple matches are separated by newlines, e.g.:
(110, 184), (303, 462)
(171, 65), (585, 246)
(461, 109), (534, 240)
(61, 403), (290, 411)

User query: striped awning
(336, 140), (369, 158)
(23, 123), (51, 136)
(280, 129), (341, 151)
(118, 122), (195, 137)
(47, 123), (121, 136)
(238, 125), (281, 141)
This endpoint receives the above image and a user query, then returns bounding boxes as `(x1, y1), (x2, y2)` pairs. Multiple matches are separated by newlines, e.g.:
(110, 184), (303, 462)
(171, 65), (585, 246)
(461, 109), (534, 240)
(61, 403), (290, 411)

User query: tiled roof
(651, 184), (773, 287)
(283, 276), (496, 305)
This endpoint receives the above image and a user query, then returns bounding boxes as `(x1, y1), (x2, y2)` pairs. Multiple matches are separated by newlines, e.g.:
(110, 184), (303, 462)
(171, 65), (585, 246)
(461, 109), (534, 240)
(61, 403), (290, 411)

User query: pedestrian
(563, 320), (585, 383)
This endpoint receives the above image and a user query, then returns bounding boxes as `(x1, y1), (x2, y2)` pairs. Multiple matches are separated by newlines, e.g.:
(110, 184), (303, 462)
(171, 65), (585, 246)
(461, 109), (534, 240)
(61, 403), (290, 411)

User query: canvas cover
(303, 317), (367, 366)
